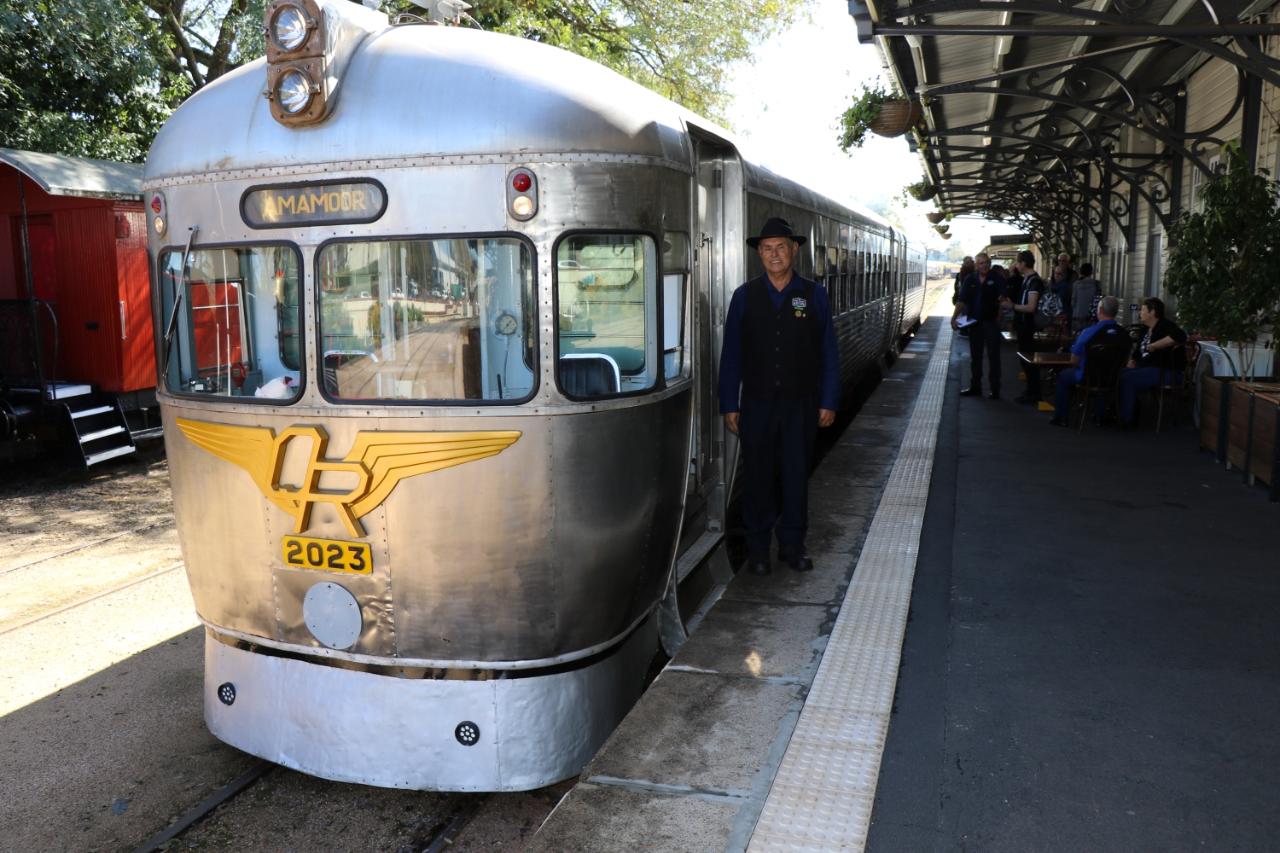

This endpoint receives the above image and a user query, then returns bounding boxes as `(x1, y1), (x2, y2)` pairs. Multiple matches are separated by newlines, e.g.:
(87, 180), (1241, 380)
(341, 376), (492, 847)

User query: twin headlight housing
(263, 0), (384, 127)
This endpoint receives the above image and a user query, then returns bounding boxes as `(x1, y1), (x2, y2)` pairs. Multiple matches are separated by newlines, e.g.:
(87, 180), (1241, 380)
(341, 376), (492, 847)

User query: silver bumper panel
(203, 618), (655, 791)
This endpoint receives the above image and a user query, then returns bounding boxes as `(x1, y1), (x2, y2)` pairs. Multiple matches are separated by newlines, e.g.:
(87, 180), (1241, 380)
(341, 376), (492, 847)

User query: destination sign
(241, 180), (386, 228)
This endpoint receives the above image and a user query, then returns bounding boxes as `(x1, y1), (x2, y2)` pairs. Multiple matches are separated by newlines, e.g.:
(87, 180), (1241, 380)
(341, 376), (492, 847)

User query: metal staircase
(57, 389), (137, 468)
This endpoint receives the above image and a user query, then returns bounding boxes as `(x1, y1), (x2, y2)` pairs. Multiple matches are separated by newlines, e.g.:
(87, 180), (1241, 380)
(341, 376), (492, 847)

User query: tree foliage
(458, 0), (807, 121)
(0, 0), (176, 161)
(3, 0), (807, 164)
(1165, 144), (1280, 375)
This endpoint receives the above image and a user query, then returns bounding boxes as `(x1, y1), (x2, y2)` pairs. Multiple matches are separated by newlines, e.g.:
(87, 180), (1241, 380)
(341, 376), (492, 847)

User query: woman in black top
(1118, 296), (1188, 424)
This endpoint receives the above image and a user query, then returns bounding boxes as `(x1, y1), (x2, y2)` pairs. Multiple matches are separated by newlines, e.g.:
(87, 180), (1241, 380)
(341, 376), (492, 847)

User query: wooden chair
(1156, 341), (1196, 432)
(1075, 339), (1130, 432)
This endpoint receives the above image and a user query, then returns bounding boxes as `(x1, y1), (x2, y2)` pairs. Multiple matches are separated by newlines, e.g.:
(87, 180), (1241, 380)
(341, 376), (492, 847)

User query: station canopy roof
(850, 0), (1280, 249)
(0, 147), (143, 201)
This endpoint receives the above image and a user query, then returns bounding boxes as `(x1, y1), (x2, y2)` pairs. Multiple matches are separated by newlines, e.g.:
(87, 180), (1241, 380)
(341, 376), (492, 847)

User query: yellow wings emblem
(176, 418), (521, 537)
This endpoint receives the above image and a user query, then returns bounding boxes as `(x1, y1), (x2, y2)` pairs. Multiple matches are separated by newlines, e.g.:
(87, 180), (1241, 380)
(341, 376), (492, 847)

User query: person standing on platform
(1119, 297), (1187, 426)
(1053, 252), (1076, 319)
(1004, 250), (1044, 405)
(1071, 263), (1101, 333)
(951, 252), (1003, 399)
(719, 217), (838, 576)
(952, 256), (974, 306)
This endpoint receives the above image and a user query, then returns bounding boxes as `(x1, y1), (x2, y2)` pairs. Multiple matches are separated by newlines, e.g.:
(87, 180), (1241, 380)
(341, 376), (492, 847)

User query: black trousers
(1016, 323), (1041, 398)
(967, 320), (1002, 393)
(739, 396), (818, 560)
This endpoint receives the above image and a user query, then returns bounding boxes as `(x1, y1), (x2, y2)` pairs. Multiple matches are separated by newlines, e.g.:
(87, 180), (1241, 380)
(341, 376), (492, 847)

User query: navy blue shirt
(1071, 318), (1120, 371)
(719, 273), (839, 413)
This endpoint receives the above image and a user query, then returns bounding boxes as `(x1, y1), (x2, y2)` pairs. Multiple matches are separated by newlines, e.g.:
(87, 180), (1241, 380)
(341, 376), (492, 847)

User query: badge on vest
(791, 296), (808, 318)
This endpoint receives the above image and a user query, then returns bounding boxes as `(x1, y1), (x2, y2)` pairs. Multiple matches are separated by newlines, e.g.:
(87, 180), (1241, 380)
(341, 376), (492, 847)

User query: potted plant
(1165, 143), (1280, 381)
(908, 180), (938, 202)
(1166, 143), (1280, 469)
(934, 224), (949, 236)
(926, 211), (946, 224)
(838, 83), (921, 150)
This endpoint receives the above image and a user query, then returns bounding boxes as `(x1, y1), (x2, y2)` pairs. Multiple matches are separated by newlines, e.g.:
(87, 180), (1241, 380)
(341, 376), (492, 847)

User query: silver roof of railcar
(144, 24), (889, 233)
(1, 147), (142, 200)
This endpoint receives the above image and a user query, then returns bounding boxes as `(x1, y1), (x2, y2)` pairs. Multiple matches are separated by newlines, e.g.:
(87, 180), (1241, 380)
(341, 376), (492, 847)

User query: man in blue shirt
(719, 217), (839, 575)
(1050, 295), (1125, 426)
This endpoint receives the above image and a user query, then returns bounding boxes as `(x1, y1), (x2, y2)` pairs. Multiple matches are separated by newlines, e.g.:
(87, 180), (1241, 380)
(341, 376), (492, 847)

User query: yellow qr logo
(176, 419), (520, 537)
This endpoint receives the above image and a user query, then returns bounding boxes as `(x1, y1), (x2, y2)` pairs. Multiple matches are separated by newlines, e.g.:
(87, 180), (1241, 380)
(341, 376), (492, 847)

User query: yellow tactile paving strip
(747, 321), (952, 852)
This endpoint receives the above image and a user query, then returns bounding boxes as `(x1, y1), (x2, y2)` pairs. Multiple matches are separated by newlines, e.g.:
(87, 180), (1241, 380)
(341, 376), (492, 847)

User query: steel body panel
(204, 616), (655, 791)
(164, 390), (690, 664)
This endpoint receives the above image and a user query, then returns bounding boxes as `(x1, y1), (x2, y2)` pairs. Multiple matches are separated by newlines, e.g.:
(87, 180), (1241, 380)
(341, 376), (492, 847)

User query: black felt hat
(747, 217), (807, 248)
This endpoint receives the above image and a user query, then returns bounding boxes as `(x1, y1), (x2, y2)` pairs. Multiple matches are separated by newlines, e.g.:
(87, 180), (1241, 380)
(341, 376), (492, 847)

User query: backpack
(1036, 288), (1063, 329)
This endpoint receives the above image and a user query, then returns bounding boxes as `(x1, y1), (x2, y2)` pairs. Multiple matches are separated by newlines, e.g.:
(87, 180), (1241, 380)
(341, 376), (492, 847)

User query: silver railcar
(143, 0), (924, 792)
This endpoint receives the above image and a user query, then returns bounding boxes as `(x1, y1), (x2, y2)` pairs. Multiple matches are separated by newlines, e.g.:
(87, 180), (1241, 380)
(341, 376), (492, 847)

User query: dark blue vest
(741, 277), (821, 402)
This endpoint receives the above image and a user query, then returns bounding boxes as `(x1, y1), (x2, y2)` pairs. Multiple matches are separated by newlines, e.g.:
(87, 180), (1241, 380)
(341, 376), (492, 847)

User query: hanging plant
(934, 224), (950, 235)
(838, 84), (921, 151)
(926, 211), (946, 224)
(907, 180), (937, 202)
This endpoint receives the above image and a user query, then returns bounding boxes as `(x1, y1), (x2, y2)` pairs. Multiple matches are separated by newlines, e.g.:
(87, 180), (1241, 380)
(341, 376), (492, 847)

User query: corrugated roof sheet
(0, 148), (143, 200)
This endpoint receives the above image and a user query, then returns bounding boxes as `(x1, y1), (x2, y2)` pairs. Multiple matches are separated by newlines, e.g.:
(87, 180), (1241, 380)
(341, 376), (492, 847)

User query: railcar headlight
(270, 4), (311, 52)
(277, 69), (315, 114)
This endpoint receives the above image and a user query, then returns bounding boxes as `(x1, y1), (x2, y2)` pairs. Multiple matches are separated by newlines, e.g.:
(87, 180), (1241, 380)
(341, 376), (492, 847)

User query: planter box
(1244, 385), (1280, 491)
(1199, 375), (1227, 455)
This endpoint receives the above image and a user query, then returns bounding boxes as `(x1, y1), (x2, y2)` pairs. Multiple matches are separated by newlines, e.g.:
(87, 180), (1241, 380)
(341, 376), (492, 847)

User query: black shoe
(786, 555), (814, 573)
(1049, 417), (1068, 427)
(987, 391), (1000, 400)
(1015, 394), (1037, 405)
(959, 386), (982, 397)
(747, 558), (771, 575)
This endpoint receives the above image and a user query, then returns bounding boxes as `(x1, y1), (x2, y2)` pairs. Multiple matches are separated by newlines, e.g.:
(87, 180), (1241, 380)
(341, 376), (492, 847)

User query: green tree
(461, 0), (808, 120)
(1165, 144), (1280, 378)
(0, 0), (176, 161)
(3, 0), (807, 161)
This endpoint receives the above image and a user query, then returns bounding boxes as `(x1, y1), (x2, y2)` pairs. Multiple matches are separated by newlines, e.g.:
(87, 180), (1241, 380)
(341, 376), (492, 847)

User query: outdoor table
(1017, 351), (1075, 411)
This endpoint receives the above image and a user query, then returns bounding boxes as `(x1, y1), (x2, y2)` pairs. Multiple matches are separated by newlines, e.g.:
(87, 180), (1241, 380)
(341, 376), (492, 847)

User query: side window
(556, 233), (659, 398)
(838, 248), (849, 315)
(159, 245), (302, 401)
(663, 232), (690, 382)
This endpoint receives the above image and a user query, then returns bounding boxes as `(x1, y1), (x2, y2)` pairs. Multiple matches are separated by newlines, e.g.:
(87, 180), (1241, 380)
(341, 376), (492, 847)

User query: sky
(723, 1), (1002, 256)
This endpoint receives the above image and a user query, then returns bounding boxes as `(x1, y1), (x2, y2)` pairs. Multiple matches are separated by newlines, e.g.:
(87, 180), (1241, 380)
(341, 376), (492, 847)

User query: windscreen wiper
(160, 225), (199, 379)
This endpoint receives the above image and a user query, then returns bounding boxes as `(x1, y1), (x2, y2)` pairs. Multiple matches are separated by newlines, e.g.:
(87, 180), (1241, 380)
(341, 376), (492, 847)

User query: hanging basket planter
(926, 211), (947, 224)
(934, 224), (950, 235)
(907, 181), (938, 202)
(868, 99), (923, 138)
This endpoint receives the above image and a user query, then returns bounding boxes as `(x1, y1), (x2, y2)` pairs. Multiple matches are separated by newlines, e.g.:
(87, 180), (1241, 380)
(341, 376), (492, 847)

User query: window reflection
(556, 234), (658, 397)
(317, 237), (534, 402)
(159, 246), (301, 400)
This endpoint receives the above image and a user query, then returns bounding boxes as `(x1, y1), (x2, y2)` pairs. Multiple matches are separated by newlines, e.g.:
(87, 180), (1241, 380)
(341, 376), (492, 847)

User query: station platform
(531, 311), (1280, 851)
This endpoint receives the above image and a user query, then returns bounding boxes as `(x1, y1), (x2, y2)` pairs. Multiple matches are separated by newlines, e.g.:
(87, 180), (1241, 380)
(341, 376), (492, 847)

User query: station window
(663, 232), (690, 382)
(158, 245), (302, 401)
(556, 233), (659, 398)
(315, 236), (535, 403)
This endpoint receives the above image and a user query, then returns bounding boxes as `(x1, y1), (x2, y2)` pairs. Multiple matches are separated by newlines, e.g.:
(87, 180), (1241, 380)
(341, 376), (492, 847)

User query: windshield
(316, 236), (535, 402)
(159, 245), (302, 400)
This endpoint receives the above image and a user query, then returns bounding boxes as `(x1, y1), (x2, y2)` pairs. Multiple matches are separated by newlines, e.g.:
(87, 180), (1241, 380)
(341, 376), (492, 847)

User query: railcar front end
(145, 3), (697, 791)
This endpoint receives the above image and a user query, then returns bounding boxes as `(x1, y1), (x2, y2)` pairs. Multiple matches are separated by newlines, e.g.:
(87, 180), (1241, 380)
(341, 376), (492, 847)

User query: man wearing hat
(718, 217), (839, 575)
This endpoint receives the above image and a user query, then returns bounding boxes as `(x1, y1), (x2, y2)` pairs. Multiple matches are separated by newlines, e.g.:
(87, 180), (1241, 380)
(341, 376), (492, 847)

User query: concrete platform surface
(534, 311), (1280, 852)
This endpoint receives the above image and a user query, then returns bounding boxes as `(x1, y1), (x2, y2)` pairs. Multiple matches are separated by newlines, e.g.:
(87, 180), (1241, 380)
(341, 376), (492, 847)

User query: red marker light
(151, 195), (163, 214)
(512, 172), (532, 193)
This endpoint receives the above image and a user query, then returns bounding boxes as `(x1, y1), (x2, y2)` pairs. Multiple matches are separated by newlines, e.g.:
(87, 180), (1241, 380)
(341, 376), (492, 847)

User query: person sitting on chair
(1118, 297), (1188, 426)
(1050, 295), (1125, 426)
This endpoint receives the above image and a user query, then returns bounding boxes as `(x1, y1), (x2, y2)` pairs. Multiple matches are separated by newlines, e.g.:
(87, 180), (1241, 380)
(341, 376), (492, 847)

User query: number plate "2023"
(281, 535), (372, 575)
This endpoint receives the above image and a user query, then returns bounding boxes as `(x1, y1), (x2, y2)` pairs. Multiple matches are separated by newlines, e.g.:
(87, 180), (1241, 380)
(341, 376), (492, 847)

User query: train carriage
(144, 0), (924, 792)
